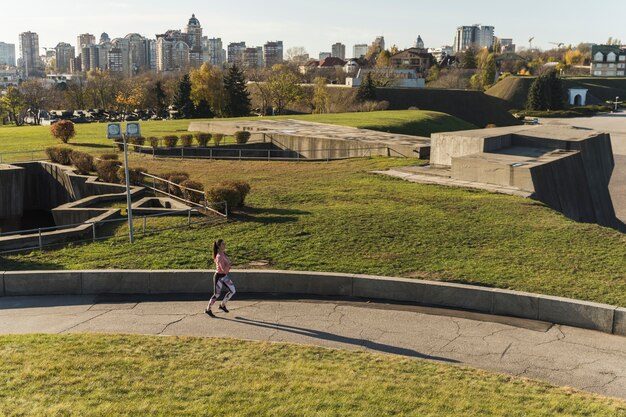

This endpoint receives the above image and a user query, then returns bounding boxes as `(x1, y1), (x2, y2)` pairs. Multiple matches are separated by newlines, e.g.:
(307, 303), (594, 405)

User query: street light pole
(122, 133), (134, 243)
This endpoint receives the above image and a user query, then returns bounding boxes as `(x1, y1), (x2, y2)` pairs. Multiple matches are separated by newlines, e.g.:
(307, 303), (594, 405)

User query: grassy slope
(5, 157), (626, 307)
(0, 110), (475, 157)
(0, 334), (623, 416)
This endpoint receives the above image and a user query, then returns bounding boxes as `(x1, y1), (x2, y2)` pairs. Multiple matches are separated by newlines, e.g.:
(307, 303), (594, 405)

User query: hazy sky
(1, 0), (625, 56)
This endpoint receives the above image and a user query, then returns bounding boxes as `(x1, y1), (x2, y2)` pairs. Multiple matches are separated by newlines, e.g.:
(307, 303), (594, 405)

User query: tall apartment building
(54, 42), (75, 73)
(19, 31), (42, 77)
(331, 43), (346, 60)
(243, 47), (264, 68)
(77, 33), (96, 49)
(263, 41), (283, 67)
(228, 42), (246, 66)
(0, 42), (16, 66)
(155, 14), (204, 72)
(353, 44), (368, 59)
(204, 37), (226, 66)
(454, 25), (495, 53)
(372, 36), (385, 52)
(414, 35), (424, 49)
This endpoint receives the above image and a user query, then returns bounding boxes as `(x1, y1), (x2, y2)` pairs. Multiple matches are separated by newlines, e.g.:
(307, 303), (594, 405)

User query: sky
(1, 0), (625, 56)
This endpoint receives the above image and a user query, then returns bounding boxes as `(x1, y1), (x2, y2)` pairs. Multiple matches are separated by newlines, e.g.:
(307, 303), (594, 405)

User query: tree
(223, 65), (251, 117)
(1, 86), (26, 126)
(189, 63), (225, 117)
(356, 73), (376, 102)
(375, 50), (391, 68)
(20, 79), (53, 125)
(607, 37), (622, 46)
(312, 77), (330, 114)
(249, 68), (272, 116)
(266, 65), (304, 115)
(50, 120), (76, 143)
(564, 49), (584, 66)
(86, 69), (118, 109)
(172, 74), (194, 119)
(470, 50), (496, 90)
(115, 81), (144, 116)
(526, 69), (564, 111)
(460, 48), (478, 69)
(153, 80), (168, 117)
(285, 47), (309, 63)
(64, 78), (88, 110)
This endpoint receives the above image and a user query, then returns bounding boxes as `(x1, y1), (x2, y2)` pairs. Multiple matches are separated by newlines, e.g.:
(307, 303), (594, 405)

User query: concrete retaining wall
(1, 269), (624, 337)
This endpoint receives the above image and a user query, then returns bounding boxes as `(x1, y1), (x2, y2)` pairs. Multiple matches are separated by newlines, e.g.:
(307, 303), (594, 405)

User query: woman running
(205, 239), (236, 317)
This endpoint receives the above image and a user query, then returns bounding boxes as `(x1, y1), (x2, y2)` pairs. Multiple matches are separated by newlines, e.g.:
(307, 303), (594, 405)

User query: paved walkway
(1, 294), (625, 400)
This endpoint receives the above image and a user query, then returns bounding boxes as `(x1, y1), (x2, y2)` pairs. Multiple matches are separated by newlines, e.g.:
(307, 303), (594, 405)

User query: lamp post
(122, 132), (134, 243)
(615, 97), (620, 112)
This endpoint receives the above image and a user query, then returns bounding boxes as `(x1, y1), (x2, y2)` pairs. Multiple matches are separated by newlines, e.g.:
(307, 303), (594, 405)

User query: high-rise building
(54, 42), (75, 73)
(319, 52), (331, 61)
(204, 37), (226, 66)
(184, 14), (203, 50)
(155, 15), (205, 72)
(263, 41), (283, 67)
(0, 42), (16, 66)
(353, 44), (368, 59)
(19, 31), (41, 77)
(227, 42), (246, 66)
(372, 36), (385, 52)
(77, 33), (96, 49)
(243, 47), (264, 68)
(454, 25), (495, 53)
(331, 43), (345, 60)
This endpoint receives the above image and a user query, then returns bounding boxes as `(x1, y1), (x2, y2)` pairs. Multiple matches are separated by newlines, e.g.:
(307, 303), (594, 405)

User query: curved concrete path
(1, 294), (625, 400)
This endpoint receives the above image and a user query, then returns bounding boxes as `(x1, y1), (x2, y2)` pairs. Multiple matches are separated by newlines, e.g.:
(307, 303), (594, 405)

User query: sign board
(106, 123), (122, 139)
(126, 122), (141, 138)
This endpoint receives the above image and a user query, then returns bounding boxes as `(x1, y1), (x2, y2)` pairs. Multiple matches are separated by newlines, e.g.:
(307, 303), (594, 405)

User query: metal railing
(0, 208), (226, 255)
(0, 150), (49, 164)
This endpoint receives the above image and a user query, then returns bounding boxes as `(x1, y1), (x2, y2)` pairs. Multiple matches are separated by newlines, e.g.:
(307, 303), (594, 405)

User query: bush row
(46, 146), (93, 175)
(132, 131), (253, 149)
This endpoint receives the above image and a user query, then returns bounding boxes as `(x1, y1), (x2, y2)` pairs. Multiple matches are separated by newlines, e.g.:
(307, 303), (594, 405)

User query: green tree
(172, 74), (194, 119)
(266, 65), (303, 115)
(526, 70), (564, 111)
(223, 65), (251, 117)
(470, 50), (496, 90)
(461, 48), (478, 69)
(1, 86), (26, 126)
(154, 80), (168, 118)
(356, 73), (376, 102)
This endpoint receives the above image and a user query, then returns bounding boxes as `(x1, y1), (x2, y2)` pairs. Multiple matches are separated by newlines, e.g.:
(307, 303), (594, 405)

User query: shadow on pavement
(223, 315), (460, 363)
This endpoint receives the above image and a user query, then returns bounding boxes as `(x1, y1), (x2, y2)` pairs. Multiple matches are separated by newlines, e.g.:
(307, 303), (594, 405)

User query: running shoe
(218, 305), (229, 313)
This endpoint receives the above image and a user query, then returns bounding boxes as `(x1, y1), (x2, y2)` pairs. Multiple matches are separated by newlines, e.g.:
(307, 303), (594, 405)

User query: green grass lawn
(5, 157), (626, 307)
(0, 110), (475, 159)
(0, 334), (623, 416)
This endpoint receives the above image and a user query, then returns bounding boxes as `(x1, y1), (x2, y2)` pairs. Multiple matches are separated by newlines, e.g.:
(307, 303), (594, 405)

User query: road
(1, 294), (625, 400)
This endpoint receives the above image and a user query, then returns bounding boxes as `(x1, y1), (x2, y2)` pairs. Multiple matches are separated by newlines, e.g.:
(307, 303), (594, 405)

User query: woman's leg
(206, 279), (223, 310)
(220, 277), (236, 307)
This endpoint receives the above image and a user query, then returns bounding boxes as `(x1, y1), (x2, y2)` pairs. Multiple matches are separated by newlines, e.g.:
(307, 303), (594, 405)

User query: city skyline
(1, 0), (625, 59)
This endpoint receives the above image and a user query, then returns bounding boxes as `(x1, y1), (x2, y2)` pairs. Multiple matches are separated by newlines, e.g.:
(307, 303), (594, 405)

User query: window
(594, 52), (604, 61)
(609, 63), (616, 68)
(608, 52), (617, 61)
(618, 63), (626, 69)
(596, 63), (604, 68)
(620, 55), (626, 62)
(594, 70), (602, 76)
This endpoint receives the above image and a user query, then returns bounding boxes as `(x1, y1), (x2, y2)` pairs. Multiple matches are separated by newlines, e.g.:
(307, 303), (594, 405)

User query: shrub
(45, 146), (73, 165)
(117, 166), (146, 186)
(50, 120), (76, 143)
(100, 153), (119, 161)
(69, 151), (94, 175)
(131, 136), (145, 151)
(213, 133), (224, 146)
(180, 134), (193, 147)
(163, 135), (179, 148)
(164, 172), (190, 197)
(180, 180), (205, 204)
(222, 180), (251, 207)
(96, 160), (121, 183)
(234, 131), (251, 144)
(195, 133), (212, 147)
(205, 183), (241, 214)
(149, 136), (160, 148)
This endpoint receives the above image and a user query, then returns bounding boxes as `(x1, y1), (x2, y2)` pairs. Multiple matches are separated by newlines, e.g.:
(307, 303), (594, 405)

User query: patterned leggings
(207, 274), (236, 310)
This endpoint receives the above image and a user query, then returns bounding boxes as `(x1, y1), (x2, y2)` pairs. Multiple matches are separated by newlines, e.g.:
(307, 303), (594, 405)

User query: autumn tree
(266, 65), (304, 115)
(470, 50), (496, 90)
(312, 77), (330, 114)
(0, 86), (26, 126)
(115, 80), (144, 116)
(50, 120), (76, 143)
(20, 79), (53, 124)
(189, 63), (224, 116)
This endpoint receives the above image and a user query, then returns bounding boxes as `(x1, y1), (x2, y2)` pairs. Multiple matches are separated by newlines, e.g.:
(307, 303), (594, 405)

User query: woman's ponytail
(212, 239), (224, 260)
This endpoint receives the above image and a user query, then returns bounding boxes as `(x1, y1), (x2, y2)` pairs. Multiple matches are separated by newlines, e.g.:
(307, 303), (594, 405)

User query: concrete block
(236, 270), (353, 296)
(418, 281), (493, 313)
(353, 275), (424, 302)
(4, 271), (82, 296)
(149, 270), (211, 294)
(613, 308), (626, 336)
(82, 270), (150, 294)
(537, 296), (616, 333)
(491, 289), (539, 320)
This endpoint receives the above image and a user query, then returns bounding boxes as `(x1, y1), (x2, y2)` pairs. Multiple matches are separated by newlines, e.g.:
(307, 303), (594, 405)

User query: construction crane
(549, 42), (565, 49)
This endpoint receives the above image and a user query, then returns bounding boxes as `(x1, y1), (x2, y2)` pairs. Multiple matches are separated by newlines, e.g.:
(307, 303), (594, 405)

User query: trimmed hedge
(180, 180), (205, 204)
(195, 133), (212, 147)
(213, 133), (224, 146)
(100, 153), (119, 161)
(96, 160), (121, 184)
(234, 131), (251, 144)
(69, 151), (94, 175)
(205, 180), (251, 213)
(118, 166), (146, 186)
(45, 146), (73, 165)
(163, 135), (179, 148)
(180, 134), (193, 147)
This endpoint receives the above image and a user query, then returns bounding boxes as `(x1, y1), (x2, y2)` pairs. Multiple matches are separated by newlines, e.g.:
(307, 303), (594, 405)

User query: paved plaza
(1, 294), (625, 400)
